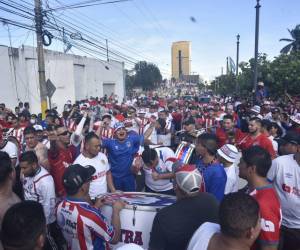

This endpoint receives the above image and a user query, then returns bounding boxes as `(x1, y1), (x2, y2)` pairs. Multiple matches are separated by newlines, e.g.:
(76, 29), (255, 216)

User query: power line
(45, 0), (131, 12)
(6, 23), (20, 101)
(50, 0), (170, 72)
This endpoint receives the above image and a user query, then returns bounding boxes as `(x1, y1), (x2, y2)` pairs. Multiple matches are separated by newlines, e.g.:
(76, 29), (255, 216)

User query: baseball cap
(158, 107), (166, 113)
(257, 81), (264, 86)
(33, 125), (43, 131)
(281, 132), (300, 145)
(114, 122), (126, 132)
(183, 117), (195, 126)
(250, 105), (261, 114)
(138, 109), (146, 114)
(271, 107), (280, 113)
(217, 144), (238, 163)
(63, 164), (95, 195)
(290, 113), (300, 125)
(175, 164), (203, 194)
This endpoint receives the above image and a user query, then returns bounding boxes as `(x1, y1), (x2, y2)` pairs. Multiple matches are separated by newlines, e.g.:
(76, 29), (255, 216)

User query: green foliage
(213, 52), (300, 97)
(133, 61), (162, 90)
(280, 25), (300, 54)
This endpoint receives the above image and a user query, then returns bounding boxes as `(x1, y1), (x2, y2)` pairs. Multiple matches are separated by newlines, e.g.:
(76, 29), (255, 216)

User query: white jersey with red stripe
(22, 166), (56, 224)
(143, 146), (177, 192)
(7, 127), (25, 146)
(56, 198), (115, 250)
(138, 118), (149, 135)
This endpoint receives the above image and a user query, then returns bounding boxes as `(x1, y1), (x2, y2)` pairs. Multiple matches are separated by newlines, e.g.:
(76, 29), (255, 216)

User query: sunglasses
(58, 131), (71, 136)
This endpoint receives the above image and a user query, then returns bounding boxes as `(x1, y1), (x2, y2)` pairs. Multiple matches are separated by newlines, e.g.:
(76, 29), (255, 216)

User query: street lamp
(253, 0), (261, 102)
(235, 34), (240, 93)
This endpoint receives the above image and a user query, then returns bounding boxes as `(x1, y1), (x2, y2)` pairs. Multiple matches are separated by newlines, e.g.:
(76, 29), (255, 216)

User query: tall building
(171, 41), (191, 80)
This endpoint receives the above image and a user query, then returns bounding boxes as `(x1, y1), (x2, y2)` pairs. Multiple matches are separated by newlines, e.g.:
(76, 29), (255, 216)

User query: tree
(280, 24), (300, 54)
(125, 69), (135, 92)
(211, 74), (236, 96)
(133, 61), (162, 90)
(269, 51), (300, 95)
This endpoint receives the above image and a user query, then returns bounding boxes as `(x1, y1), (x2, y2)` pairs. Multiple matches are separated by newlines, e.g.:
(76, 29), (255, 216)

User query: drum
(175, 141), (195, 164)
(101, 192), (176, 249)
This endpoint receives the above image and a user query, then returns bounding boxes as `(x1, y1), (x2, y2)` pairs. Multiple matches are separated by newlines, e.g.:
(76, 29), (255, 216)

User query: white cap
(257, 81), (264, 86)
(217, 144), (238, 163)
(290, 113), (300, 125)
(175, 165), (203, 194)
(250, 105), (261, 114)
(33, 125), (43, 131)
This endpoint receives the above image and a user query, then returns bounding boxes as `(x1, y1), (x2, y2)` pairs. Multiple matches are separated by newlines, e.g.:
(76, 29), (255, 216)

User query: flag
(228, 57), (236, 74)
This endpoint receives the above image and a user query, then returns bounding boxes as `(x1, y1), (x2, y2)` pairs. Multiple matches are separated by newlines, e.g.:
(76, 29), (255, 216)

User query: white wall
(0, 45), (125, 114)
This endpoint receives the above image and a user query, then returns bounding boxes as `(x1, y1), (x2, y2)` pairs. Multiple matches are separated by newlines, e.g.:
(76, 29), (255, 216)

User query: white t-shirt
(143, 147), (175, 192)
(0, 141), (18, 159)
(22, 167), (56, 224)
(224, 164), (239, 194)
(268, 135), (278, 153)
(74, 153), (110, 199)
(157, 133), (171, 146)
(267, 154), (300, 228)
(187, 222), (220, 250)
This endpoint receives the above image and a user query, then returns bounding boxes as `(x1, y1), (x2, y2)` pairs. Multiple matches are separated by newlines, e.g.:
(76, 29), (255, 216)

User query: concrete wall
(0, 45), (125, 115)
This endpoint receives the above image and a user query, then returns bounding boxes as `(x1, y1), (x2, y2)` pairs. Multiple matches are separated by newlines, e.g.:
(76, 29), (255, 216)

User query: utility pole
(106, 39), (109, 61)
(253, 0), (261, 102)
(34, 0), (48, 118)
(235, 34), (240, 93)
(226, 57), (229, 75)
(178, 50), (182, 79)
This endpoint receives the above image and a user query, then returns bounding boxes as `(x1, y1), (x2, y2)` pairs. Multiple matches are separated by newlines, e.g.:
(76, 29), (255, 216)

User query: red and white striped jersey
(138, 118), (149, 135)
(56, 198), (115, 250)
(7, 127), (25, 147)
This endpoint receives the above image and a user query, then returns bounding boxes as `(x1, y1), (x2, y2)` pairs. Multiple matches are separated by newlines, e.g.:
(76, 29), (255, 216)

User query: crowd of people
(0, 87), (299, 250)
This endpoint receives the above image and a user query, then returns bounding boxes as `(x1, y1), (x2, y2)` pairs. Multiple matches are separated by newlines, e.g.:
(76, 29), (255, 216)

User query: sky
(0, 0), (299, 81)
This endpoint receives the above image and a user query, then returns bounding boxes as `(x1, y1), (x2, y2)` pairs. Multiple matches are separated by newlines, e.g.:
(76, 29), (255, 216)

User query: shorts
(280, 225), (300, 250)
(113, 175), (136, 192)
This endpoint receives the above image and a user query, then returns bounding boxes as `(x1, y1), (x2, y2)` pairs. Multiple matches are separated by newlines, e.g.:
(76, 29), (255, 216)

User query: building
(171, 41), (191, 80)
(0, 45), (125, 114)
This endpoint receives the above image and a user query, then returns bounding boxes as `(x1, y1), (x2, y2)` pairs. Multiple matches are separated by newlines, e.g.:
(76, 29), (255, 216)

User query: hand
(152, 171), (160, 181)
(112, 200), (126, 212)
(83, 111), (88, 118)
(94, 196), (106, 208)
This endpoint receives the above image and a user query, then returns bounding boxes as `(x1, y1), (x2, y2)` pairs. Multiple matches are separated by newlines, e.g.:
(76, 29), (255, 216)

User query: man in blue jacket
(194, 133), (227, 201)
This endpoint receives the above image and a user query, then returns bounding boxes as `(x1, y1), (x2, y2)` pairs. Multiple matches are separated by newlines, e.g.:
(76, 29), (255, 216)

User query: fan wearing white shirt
(19, 151), (58, 249)
(73, 132), (116, 199)
(217, 144), (239, 194)
(141, 145), (175, 195)
(187, 193), (261, 250)
(267, 148), (300, 250)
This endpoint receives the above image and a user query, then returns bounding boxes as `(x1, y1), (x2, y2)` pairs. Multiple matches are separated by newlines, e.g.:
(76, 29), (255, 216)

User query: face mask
(30, 119), (36, 124)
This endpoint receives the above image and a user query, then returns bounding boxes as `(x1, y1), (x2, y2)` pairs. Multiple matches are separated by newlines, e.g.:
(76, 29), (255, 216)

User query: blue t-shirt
(102, 133), (141, 178)
(196, 159), (227, 201)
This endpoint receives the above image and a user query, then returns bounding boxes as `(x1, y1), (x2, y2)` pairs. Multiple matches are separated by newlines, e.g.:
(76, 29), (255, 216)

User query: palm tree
(280, 24), (300, 54)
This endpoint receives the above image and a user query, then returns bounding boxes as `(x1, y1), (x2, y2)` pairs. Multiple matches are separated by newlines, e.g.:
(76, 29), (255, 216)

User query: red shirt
(250, 185), (281, 249)
(215, 127), (244, 147)
(237, 133), (276, 158)
(48, 145), (77, 197)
